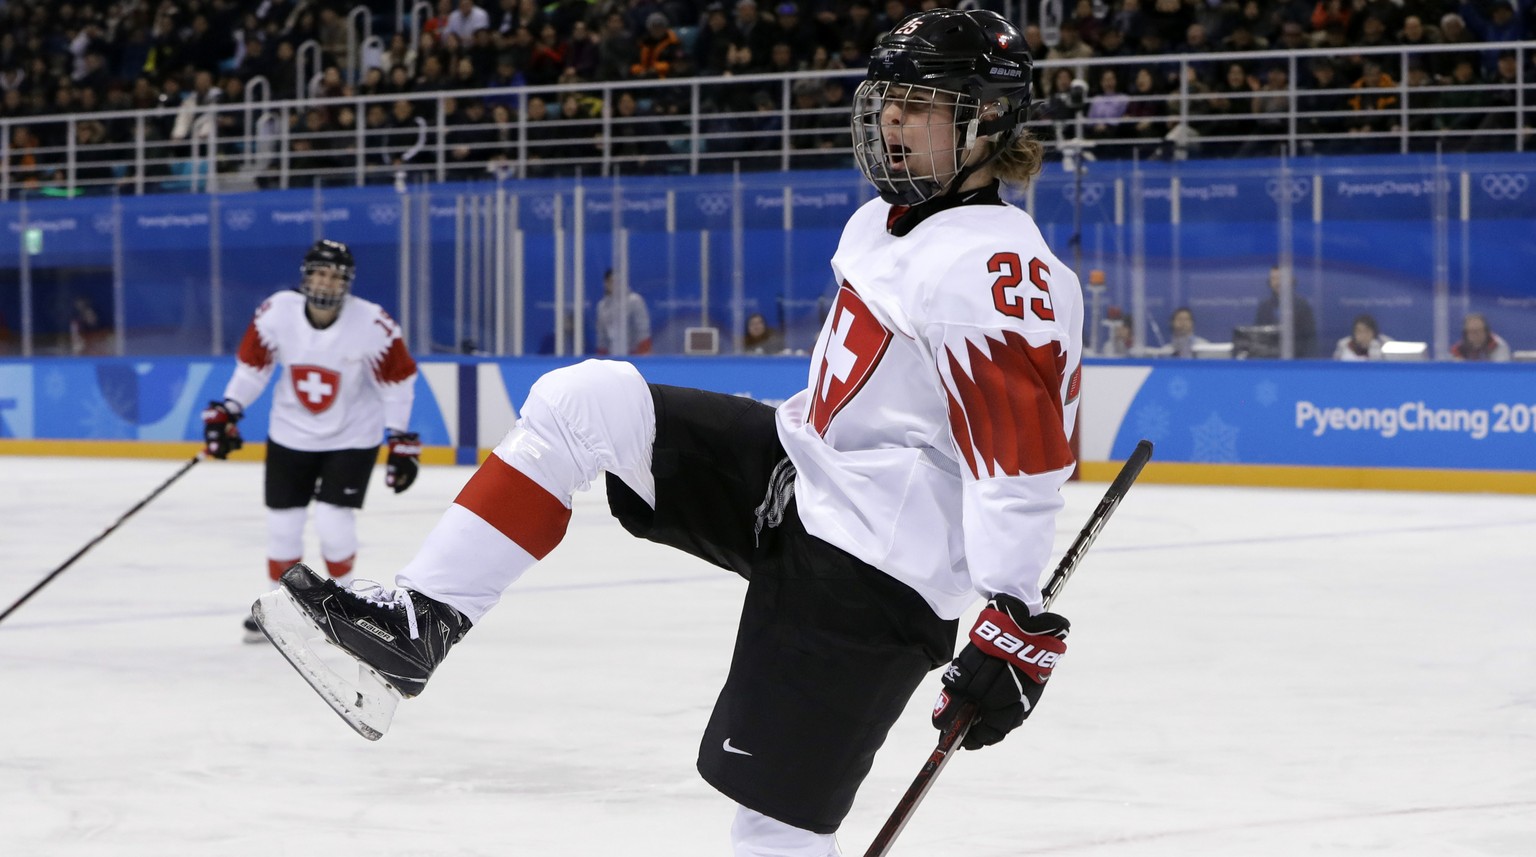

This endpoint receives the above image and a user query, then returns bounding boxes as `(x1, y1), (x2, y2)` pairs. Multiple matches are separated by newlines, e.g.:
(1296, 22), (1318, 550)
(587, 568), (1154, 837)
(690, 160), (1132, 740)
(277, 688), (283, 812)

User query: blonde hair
(987, 129), (1044, 188)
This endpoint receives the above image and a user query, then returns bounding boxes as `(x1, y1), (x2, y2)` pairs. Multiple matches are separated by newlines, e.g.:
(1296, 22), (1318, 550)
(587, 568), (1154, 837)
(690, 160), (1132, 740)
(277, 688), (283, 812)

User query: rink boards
(1, 356), (1533, 493)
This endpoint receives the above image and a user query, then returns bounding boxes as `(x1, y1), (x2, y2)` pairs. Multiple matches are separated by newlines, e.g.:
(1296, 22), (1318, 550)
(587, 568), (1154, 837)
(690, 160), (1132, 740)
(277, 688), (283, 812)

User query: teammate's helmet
(300, 239), (355, 311)
(852, 10), (1034, 206)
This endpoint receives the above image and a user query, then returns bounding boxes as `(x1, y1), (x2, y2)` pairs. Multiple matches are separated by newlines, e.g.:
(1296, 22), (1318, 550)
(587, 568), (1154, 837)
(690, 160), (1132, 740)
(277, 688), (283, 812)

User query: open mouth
(886, 142), (910, 171)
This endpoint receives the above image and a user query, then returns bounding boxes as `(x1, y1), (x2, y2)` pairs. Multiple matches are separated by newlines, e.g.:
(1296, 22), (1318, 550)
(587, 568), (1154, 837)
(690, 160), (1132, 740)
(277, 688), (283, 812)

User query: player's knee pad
(515, 359), (656, 503)
(730, 807), (841, 857)
(313, 501), (358, 563)
(266, 507), (307, 566)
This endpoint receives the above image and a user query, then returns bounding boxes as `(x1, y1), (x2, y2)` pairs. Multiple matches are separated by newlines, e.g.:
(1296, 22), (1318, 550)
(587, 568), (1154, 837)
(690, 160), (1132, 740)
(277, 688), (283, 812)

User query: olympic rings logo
(1480, 173), (1529, 200)
(695, 193), (730, 217)
(1265, 178), (1309, 203)
(1061, 183), (1106, 205)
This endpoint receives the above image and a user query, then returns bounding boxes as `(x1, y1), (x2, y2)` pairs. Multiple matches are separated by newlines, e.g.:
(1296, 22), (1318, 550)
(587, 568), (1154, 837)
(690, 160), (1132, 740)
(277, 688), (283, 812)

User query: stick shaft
(861, 440), (1154, 857)
(0, 453), (203, 626)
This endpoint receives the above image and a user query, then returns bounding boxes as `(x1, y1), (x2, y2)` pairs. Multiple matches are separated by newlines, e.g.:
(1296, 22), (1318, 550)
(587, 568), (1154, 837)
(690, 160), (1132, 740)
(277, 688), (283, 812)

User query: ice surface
(2, 456), (1533, 856)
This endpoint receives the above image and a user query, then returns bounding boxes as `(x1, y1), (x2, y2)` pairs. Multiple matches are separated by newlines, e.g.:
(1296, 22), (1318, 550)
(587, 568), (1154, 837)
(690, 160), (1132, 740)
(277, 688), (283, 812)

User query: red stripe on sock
(453, 454), (571, 559)
(325, 555), (355, 578)
(268, 558), (300, 581)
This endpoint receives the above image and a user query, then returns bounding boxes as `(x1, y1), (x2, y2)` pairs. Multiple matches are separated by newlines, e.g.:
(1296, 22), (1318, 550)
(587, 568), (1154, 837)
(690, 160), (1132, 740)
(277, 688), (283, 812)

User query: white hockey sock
(397, 360), (656, 624)
(730, 807), (841, 857)
(314, 501), (358, 578)
(266, 507), (307, 581)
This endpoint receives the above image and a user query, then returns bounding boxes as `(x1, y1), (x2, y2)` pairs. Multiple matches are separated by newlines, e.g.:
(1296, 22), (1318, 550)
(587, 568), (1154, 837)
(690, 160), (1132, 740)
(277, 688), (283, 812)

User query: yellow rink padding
(0, 440), (459, 466)
(1077, 459), (1536, 495)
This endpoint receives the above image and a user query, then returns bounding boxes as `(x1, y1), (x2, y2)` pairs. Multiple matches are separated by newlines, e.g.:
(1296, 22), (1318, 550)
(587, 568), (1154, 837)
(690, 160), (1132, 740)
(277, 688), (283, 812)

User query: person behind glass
(203, 240), (421, 643)
(1333, 313), (1391, 360)
(1162, 306), (1208, 358)
(251, 12), (1081, 856)
(741, 311), (784, 354)
(1254, 265), (1317, 358)
(595, 268), (652, 355)
(1451, 312), (1511, 362)
(1101, 312), (1133, 356)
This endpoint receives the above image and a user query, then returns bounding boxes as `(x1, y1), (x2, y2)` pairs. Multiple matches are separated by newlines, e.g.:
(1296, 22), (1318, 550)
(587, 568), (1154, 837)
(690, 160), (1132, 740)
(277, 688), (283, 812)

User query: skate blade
(252, 588), (401, 741)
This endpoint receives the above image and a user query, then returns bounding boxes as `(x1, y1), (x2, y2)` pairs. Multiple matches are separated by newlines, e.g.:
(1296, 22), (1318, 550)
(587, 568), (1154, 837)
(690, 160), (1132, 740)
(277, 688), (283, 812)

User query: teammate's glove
(933, 594), (1070, 750)
(385, 431), (421, 493)
(201, 400), (243, 460)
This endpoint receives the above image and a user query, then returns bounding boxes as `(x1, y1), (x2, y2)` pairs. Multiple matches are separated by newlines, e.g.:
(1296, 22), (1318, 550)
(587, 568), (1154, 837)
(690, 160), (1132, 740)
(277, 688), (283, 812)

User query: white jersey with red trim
(223, 291), (417, 452)
(776, 194), (1083, 621)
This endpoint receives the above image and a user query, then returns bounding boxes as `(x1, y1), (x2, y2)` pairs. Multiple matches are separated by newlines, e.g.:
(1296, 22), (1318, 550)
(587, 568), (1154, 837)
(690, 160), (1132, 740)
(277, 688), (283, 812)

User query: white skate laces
(347, 580), (419, 640)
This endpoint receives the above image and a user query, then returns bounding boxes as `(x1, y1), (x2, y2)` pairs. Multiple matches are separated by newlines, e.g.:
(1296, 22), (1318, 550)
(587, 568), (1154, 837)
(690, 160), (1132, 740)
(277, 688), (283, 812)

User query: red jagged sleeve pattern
(371, 333), (417, 384)
(235, 320), (273, 370)
(941, 329), (1074, 479)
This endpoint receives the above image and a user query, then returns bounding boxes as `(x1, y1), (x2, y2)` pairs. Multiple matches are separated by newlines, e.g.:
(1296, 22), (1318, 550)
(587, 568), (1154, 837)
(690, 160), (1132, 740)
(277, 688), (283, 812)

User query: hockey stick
(861, 439), (1154, 857)
(0, 452), (205, 626)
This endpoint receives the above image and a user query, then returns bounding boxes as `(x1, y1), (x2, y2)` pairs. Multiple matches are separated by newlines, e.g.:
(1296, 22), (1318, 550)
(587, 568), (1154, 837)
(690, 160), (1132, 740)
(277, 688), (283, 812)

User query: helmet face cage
(853, 80), (982, 207)
(300, 240), (355, 311)
(854, 9), (1035, 207)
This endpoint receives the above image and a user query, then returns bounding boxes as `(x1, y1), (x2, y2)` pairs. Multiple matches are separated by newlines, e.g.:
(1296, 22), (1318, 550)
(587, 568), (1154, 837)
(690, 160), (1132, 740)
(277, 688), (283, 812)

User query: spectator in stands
(523, 95), (558, 177)
(633, 13), (683, 79)
(1255, 266), (1318, 358)
(735, 0), (780, 66)
(566, 20), (600, 81)
(447, 0), (492, 41)
(1459, 0), (1524, 74)
(1125, 67), (1171, 157)
(1451, 312), (1512, 361)
(695, 2), (739, 75)
(1472, 51), (1524, 151)
(1087, 68), (1129, 141)
(596, 269), (653, 355)
(388, 99), (430, 173)
(741, 312), (785, 354)
(447, 98), (496, 179)
(1334, 314), (1392, 360)
(528, 23), (570, 85)
(1348, 58), (1400, 148)
(1436, 57), (1487, 149)
(597, 11), (637, 81)
(611, 90), (667, 173)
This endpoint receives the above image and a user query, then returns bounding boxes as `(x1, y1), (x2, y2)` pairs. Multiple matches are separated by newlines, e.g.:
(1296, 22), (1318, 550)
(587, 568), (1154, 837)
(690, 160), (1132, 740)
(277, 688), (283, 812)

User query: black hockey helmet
(853, 9), (1035, 205)
(300, 238), (355, 310)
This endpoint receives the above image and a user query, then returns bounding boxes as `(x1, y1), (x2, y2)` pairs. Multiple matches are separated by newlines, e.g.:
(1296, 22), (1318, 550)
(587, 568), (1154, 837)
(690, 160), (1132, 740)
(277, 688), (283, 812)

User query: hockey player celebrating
(205, 238), (421, 643)
(254, 11), (1081, 855)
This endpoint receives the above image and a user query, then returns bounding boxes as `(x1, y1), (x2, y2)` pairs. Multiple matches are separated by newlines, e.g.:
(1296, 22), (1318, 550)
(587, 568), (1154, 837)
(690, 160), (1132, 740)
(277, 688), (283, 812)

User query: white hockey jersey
(777, 193), (1083, 621)
(223, 291), (417, 452)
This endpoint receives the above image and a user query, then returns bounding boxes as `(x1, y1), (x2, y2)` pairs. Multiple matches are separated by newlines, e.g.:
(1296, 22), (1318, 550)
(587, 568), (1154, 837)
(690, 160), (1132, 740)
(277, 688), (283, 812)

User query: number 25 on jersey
(989, 252), (1054, 322)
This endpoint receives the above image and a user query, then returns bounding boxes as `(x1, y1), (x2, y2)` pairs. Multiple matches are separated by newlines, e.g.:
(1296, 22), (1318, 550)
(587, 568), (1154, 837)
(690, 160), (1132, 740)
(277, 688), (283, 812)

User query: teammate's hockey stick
(862, 439), (1154, 857)
(0, 452), (204, 626)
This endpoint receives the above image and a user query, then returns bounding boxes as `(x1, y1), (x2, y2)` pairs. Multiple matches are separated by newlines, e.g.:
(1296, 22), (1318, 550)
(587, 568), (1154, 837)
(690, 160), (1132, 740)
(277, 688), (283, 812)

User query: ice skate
(242, 613), (268, 645)
(251, 563), (469, 740)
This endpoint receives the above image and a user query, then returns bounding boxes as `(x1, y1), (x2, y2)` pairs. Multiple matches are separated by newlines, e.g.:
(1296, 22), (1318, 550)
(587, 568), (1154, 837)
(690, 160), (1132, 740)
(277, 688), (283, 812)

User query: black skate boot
(251, 563), (470, 740)
(242, 613), (267, 645)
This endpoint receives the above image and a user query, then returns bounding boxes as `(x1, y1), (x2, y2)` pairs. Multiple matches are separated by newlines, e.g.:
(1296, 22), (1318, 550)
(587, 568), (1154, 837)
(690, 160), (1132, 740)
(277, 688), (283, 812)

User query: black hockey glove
(201, 400), (243, 459)
(385, 431), (421, 493)
(933, 594), (1070, 751)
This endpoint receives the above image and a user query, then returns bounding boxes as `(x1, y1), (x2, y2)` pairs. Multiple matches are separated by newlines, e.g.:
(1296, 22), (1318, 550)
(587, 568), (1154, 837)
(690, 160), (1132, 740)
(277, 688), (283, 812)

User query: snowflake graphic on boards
(1254, 381), (1279, 407)
(1135, 403), (1171, 442)
(1166, 375), (1189, 401)
(1190, 412), (1240, 463)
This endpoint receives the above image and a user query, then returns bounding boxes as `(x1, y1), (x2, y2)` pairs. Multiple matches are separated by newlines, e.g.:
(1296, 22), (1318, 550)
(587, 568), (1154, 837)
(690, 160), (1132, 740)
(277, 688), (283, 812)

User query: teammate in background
(1254, 265), (1318, 358)
(595, 268), (653, 355)
(1333, 313), (1392, 360)
(1450, 312), (1511, 362)
(255, 12), (1081, 856)
(203, 239), (421, 643)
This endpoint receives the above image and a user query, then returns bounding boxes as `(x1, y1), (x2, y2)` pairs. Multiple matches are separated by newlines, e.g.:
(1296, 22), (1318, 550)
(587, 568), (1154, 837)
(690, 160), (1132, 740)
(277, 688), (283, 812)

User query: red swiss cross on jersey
(290, 364), (341, 414)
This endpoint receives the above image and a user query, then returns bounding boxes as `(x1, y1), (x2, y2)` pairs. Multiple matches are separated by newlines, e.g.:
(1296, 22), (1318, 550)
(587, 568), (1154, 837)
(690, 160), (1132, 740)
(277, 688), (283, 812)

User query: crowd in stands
(1, 0), (1534, 189)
